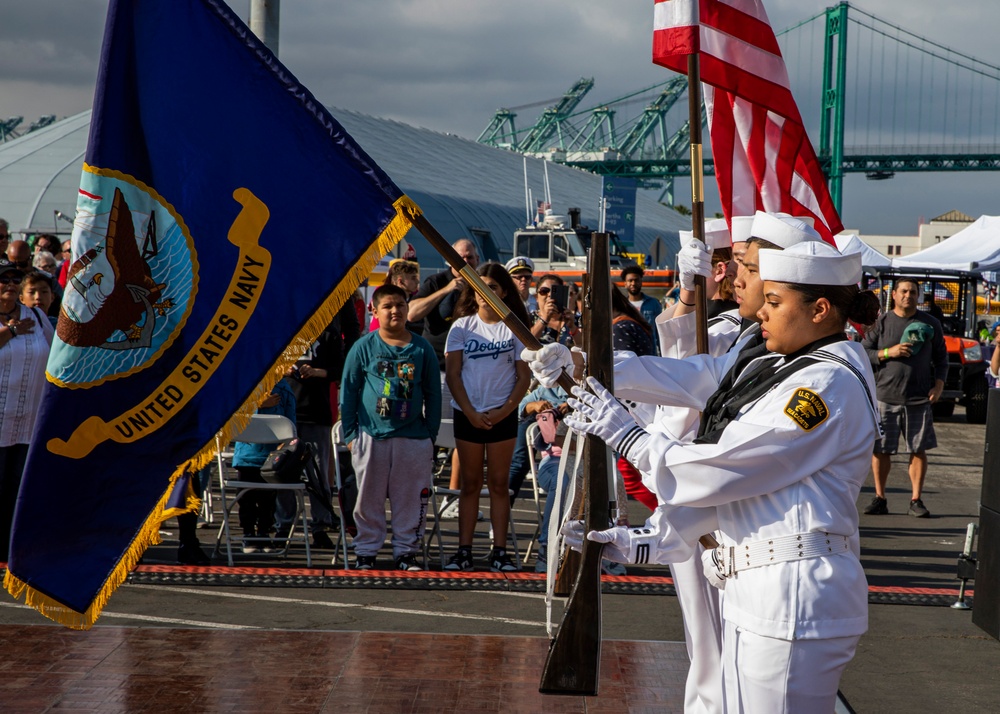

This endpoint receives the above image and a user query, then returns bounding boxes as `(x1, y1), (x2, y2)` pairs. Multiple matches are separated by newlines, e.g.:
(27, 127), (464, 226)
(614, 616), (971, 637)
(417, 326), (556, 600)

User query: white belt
(713, 532), (850, 577)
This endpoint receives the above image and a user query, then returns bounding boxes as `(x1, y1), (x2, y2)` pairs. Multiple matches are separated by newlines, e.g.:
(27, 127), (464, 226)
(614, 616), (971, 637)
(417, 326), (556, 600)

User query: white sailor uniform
(614, 339), (878, 713)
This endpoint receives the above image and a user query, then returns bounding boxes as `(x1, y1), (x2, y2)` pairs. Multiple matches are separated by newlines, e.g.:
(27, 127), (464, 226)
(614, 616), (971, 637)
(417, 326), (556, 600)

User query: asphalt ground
(2, 404), (999, 713)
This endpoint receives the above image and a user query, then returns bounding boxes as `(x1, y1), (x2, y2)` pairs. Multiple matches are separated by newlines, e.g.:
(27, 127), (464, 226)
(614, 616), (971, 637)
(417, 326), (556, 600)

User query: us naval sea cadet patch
(784, 388), (829, 431)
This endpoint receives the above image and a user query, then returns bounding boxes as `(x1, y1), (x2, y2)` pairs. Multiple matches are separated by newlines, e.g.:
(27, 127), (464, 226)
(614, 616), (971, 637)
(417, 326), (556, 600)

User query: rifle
(407, 210), (575, 395)
(538, 233), (613, 695)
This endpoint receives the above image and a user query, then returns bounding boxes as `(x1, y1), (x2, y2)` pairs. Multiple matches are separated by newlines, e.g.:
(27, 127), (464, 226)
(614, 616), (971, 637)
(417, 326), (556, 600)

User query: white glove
(560, 519), (586, 552)
(559, 522), (632, 563)
(521, 343), (573, 388)
(564, 376), (646, 458)
(701, 546), (728, 590)
(590, 524), (673, 564)
(586, 525), (632, 563)
(677, 237), (713, 291)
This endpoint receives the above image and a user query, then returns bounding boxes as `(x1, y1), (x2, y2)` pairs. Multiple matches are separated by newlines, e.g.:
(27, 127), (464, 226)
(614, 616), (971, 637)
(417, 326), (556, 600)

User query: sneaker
(863, 496), (888, 515)
(908, 498), (931, 518)
(312, 531), (335, 549)
(489, 548), (519, 573)
(355, 555), (377, 570)
(439, 499), (484, 521)
(241, 540), (259, 554)
(177, 543), (210, 565)
(395, 554), (423, 571)
(601, 559), (627, 576)
(440, 498), (460, 519)
(261, 540), (279, 554)
(444, 548), (474, 572)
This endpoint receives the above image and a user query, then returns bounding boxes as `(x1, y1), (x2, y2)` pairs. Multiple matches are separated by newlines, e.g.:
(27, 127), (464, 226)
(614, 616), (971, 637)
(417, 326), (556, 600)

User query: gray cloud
(2, 0), (998, 234)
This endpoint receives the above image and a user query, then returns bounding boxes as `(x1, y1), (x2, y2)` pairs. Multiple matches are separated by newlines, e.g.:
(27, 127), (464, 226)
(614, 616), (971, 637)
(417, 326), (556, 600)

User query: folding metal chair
(330, 422), (352, 569)
(523, 421), (546, 561)
(212, 414), (312, 567)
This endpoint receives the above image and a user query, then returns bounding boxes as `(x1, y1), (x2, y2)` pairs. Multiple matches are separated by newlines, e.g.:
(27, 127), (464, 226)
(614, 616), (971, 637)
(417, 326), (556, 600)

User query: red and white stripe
(652, 0), (842, 243)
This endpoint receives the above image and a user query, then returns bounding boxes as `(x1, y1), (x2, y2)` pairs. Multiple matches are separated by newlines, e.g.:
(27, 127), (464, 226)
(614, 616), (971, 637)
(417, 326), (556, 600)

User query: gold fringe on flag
(4, 195), (420, 630)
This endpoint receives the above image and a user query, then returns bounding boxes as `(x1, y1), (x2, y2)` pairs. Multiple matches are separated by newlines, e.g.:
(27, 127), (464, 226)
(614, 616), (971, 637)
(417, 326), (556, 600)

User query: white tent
(834, 232), (891, 269)
(891, 215), (1000, 272)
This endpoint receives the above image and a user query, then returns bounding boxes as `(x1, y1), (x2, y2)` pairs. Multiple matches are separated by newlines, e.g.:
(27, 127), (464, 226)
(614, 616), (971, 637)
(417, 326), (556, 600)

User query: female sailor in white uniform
(563, 241), (882, 713)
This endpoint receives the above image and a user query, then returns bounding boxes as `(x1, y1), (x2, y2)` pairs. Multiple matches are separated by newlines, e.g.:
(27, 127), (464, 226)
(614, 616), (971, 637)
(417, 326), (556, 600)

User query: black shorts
(453, 409), (518, 444)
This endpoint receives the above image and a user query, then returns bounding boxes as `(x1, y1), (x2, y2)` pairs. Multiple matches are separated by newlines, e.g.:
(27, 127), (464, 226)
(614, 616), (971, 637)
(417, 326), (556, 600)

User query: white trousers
(670, 549), (724, 714)
(722, 620), (860, 714)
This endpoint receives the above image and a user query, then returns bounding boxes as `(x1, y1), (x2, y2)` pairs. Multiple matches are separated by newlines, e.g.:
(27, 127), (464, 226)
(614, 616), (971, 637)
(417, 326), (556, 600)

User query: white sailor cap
(704, 218), (731, 251)
(751, 211), (822, 248)
(759, 240), (862, 286)
(779, 212), (816, 228)
(504, 256), (534, 275)
(730, 215), (755, 244)
(679, 220), (731, 251)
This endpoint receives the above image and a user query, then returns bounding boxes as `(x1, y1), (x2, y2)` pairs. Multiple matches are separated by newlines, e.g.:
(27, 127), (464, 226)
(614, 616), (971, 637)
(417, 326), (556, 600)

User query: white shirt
(622, 340), (879, 641)
(0, 304), (54, 447)
(445, 314), (524, 412)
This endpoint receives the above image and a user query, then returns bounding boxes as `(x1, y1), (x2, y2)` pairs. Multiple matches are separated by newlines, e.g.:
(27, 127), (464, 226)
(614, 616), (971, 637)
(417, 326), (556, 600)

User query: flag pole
(687, 54), (709, 355)
(687, 54), (720, 552)
(405, 209), (576, 393)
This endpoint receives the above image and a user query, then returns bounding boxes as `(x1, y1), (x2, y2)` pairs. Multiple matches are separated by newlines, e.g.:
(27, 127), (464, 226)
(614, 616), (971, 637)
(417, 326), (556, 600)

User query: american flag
(652, 0), (842, 244)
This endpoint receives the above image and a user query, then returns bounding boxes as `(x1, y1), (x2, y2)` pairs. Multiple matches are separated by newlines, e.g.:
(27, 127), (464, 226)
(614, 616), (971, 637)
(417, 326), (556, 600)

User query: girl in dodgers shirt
(444, 262), (531, 572)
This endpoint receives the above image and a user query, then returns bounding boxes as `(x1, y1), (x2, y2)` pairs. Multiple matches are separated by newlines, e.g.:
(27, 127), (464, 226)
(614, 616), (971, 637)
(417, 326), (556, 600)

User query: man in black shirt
(861, 278), (947, 517)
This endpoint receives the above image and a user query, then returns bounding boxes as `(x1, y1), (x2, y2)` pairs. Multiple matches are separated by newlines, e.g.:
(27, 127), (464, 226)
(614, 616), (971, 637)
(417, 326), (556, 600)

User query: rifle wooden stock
(539, 234), (613, 696)
(553, 274), (589, 596)
(409, 211), (575, 393)
(553, 484), (585, 597)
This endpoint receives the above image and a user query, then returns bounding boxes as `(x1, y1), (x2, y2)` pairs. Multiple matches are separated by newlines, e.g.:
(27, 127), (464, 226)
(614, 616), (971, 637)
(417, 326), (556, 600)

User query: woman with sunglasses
(0, 260), (55, 558)
(530, 274), (578, 346)
(443, 263), (531, 572)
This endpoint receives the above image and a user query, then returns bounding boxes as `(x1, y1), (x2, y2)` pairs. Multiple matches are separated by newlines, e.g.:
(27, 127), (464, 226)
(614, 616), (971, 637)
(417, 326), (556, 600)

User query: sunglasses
(0, 275), (23, 285)
(536, 287), (551, 295)
(511, 273), (532, 280)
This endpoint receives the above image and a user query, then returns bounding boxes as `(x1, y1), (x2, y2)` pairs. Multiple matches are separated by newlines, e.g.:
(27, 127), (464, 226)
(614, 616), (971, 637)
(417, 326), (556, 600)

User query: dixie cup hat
(750, 211), (822, 249)
(758, 240), (862, 286)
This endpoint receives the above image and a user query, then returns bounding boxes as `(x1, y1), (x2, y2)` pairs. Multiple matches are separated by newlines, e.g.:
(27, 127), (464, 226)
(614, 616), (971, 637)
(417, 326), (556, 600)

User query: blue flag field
(4, 0), (420, 628)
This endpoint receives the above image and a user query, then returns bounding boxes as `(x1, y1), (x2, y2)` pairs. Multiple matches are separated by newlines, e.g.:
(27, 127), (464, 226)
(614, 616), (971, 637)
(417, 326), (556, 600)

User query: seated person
(232, 378), (296, 553)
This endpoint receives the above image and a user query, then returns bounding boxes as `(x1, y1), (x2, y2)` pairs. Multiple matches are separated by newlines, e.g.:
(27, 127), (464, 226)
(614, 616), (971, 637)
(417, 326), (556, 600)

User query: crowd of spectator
(0, 224), (63, 558)
(0, 220), (671, 572)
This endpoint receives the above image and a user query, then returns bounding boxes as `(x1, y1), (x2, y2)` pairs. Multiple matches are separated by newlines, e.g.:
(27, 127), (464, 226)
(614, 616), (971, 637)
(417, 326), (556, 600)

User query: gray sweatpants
(351, 431), (433, 558)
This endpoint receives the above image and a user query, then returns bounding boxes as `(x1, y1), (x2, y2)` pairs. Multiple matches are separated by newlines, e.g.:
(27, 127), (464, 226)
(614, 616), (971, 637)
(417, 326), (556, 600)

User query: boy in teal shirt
(340, 284), (441, 570)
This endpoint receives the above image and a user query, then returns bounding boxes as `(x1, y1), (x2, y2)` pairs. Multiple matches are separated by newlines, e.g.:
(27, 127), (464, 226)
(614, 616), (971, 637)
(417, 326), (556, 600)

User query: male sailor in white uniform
(562, 241), (881, 712)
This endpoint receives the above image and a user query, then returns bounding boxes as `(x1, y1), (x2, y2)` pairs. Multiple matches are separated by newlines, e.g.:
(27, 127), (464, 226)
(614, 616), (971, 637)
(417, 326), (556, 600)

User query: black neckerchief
(696, 332), (847, 443)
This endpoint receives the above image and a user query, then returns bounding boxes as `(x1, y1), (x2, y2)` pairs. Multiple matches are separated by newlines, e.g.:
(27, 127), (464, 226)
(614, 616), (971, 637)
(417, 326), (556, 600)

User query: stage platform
(0, 625), (686, 713)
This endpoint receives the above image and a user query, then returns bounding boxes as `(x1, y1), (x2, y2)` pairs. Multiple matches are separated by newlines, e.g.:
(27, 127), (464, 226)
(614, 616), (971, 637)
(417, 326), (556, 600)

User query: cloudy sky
(2, 0), (998, 235)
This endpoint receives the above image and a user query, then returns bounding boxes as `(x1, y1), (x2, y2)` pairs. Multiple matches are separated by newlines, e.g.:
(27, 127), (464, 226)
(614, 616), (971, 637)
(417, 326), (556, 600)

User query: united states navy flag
(4, 0), (419, 628)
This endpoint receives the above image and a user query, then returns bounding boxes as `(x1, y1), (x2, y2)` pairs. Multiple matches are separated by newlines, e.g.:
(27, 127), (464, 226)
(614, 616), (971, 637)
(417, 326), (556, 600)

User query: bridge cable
(891, 23), (899, 145)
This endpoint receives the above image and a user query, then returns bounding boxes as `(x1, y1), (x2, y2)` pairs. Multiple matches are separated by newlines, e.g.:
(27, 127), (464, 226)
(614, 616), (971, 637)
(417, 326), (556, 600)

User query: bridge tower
(819, 1), (849, 214)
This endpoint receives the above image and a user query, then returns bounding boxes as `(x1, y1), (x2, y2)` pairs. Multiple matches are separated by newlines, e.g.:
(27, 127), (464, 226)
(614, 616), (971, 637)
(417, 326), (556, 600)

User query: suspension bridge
(477, 2), (1000, 214)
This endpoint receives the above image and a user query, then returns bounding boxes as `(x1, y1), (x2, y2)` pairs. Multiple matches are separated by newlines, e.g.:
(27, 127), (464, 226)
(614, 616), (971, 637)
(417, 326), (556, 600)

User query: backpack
(260, 438), (313, 484)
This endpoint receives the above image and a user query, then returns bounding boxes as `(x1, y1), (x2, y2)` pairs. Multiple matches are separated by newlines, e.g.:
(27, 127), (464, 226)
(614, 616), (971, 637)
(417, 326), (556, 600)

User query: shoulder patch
(784, 388), (829, 431)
